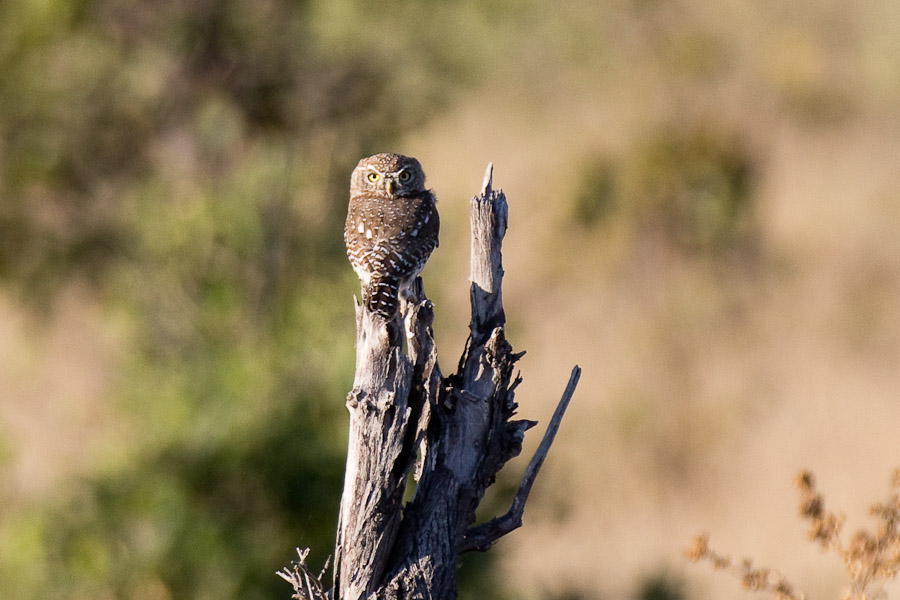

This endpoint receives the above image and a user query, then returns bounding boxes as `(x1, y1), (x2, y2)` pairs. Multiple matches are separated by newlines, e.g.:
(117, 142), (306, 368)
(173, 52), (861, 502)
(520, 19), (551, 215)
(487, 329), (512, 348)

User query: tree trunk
(280, 164), (580, 600)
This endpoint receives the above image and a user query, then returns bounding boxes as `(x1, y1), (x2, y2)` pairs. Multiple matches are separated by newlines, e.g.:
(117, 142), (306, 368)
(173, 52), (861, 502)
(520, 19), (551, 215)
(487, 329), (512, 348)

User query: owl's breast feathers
(344, 189), (439, 286)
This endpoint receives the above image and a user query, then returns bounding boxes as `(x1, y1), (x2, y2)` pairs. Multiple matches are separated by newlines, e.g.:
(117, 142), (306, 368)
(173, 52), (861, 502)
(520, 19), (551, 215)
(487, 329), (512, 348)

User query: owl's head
(351, 153), (426, 197)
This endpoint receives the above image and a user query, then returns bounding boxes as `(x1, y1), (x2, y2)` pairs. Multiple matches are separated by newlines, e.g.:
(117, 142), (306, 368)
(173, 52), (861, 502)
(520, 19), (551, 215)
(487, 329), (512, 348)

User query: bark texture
(283, 164), (580, 600)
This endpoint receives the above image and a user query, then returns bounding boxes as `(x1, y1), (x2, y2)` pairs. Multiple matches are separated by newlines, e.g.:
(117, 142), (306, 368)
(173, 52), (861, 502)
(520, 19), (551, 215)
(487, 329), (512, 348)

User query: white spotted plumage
(344, 153), (439, 319)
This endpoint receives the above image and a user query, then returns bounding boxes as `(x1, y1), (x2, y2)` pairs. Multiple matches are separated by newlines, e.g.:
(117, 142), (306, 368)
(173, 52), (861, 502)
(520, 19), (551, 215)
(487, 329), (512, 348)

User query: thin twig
(460, 365), (581, 552)
(277, 548), (330, 600)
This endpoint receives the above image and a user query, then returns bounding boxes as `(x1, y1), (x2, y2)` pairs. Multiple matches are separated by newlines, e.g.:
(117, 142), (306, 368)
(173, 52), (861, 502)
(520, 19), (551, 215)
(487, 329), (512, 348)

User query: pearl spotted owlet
(344, 153), (440, 319)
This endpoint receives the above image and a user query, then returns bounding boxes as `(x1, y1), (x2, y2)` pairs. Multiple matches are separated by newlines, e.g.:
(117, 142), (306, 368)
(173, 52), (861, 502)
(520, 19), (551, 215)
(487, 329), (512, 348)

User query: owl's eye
(397, 170), (412, 182)
(367, 172), (380, 182)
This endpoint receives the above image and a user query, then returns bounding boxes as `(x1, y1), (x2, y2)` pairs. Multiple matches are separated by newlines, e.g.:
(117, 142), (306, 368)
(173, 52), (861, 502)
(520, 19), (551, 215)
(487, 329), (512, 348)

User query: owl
(344, 153), (440, 320)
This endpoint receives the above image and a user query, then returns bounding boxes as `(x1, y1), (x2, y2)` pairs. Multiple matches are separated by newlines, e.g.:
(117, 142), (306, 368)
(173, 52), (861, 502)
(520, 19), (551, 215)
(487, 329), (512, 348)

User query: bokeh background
(3, 0), (900, 599)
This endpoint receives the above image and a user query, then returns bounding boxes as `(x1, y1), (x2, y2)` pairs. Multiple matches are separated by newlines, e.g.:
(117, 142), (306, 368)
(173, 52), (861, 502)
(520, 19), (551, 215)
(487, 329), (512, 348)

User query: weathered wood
(468, 163), (506, 341)
(460, 365), (582, 553)
(333, 304), (420, 600)
(285, 163), (580, 600)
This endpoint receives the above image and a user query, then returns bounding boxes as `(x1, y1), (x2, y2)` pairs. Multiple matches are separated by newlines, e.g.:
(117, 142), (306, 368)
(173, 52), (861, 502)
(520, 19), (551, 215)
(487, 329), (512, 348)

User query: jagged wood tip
(481, 162), (493, 196)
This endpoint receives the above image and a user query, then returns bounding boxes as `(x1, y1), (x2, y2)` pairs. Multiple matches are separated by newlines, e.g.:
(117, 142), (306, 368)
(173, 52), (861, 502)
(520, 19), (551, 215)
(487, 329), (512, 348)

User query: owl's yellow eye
(367, 172), (380, 182)
(397, 170), (411, 182)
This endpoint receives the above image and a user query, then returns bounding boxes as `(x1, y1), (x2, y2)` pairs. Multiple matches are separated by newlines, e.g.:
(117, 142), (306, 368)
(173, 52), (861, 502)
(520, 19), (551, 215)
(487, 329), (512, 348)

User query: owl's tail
(363, 276), (401, 320)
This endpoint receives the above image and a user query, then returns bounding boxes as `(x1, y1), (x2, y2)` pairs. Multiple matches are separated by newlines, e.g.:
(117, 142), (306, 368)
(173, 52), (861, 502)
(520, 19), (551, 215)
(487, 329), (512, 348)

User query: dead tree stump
(280, 164), (580, 600)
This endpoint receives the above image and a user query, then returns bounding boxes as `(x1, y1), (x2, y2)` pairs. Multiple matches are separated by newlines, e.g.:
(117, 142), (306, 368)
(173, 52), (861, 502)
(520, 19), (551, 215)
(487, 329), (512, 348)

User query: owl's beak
(385, 179), (395, 194)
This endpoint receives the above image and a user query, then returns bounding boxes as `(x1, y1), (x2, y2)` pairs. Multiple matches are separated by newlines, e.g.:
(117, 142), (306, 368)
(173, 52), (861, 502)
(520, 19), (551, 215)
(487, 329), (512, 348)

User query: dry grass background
(686, 470), (900, 600)
(3, 0), (900, 598)
(402, 2), (900, 597)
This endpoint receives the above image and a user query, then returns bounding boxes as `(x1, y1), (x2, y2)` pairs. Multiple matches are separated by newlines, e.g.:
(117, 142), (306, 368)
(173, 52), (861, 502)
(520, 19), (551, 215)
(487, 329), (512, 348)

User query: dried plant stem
(277, 548), (330, 600)
(687, 469), (900, 600)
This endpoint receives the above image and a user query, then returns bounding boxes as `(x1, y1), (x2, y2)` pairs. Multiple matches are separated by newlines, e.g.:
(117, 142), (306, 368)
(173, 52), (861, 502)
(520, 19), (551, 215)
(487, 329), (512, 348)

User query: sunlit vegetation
(3, 0), (900, 599)
(0, 1), (479, 598)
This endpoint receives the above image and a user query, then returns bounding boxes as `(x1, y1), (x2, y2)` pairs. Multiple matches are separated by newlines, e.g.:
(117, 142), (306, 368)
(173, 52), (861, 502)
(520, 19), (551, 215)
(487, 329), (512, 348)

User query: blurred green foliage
(635, 572), (685, 600)
(0, 0), (486, 598)
(2, 0), (893, 598)
(573, 125), (759, 260)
